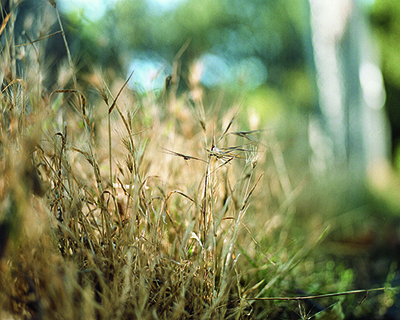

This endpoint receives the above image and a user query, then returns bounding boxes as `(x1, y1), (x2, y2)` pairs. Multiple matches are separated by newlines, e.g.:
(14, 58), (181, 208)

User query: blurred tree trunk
(308, 0), (390, 176)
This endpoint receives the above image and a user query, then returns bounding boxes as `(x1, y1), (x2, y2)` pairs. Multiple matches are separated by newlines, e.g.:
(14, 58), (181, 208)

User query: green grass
(0, 1), (396, 319)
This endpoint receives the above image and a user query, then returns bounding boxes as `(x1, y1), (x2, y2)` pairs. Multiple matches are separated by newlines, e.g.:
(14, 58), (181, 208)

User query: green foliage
(371, 0), (400, 88)
(93, 0), (317, 114)
(245, 86), (284, 124)
(370, 0), (400, 158)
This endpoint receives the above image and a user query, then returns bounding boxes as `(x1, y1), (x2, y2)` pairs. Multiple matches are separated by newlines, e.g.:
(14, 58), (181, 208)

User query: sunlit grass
(0, 1), (395, 319)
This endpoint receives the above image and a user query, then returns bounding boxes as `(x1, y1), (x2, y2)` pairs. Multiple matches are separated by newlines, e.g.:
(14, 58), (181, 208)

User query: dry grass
(0, 2), (370, 319)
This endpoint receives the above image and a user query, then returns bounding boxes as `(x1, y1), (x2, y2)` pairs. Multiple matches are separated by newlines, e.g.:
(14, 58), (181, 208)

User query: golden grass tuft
(0, 2), (369, 320)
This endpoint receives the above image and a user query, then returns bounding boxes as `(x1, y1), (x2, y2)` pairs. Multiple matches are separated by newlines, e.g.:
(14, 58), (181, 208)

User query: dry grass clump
(0, 2), (356, 320)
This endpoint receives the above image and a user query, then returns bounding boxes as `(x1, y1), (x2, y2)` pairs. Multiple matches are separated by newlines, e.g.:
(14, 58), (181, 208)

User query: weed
(0, 1), (389, 319)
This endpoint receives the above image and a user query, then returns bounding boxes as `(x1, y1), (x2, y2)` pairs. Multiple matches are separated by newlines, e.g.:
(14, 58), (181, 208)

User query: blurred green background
(52, 0), (396, 166)
(53, 0), (400, 209)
